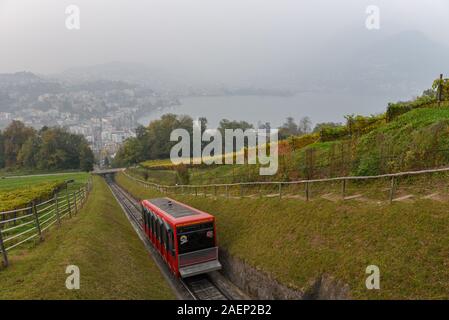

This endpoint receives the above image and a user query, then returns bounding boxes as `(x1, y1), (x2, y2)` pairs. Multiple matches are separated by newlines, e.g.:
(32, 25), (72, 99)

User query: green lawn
(0, 172), (89, 192)
(0, 176), (175, 300)
(116, 171), (449, 299)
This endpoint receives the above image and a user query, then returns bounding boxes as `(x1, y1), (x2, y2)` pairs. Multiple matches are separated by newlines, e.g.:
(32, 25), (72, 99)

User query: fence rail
(122, 165), (449, 203)
(0, 177), (93, 268)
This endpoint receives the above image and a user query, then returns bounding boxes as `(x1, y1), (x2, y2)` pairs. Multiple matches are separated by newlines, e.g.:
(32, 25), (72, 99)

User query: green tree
(432, 77), (449, 101)
(218, 119), (253, 134)
(2, 121), (36, 168)
(0, 121), (93, 171)
(298, 116), (312, 134)
(17, 136), (41, 168)
(79, 143), (94, 172)
(278, 117), (299, 139)
(313, 122), (343, 133)
(114, 113), (197, 166)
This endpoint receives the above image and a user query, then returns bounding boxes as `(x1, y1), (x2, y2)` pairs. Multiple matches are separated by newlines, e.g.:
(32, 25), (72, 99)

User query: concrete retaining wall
(219, 249), (351, 300)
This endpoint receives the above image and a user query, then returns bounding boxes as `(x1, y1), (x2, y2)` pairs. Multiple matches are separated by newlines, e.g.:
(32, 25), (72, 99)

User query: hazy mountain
(0, 72), (62, 112)
(55, 62), (180, 93)
(311, 30), (449, 95)
(0, 71), (49, 87)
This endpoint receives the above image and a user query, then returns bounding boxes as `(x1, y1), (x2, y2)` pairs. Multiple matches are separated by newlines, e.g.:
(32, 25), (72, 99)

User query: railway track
(104, 174), (231, 300)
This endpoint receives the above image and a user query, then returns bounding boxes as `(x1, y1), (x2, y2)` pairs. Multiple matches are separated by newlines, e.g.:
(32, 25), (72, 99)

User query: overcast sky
(1, 0), (449, 81)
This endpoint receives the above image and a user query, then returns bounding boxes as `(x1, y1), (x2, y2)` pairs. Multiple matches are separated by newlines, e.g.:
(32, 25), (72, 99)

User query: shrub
(174, 164), (190, 185)
(288, 133), (319, 150)
(0, 181), (65, 212)
(346, 114), (385, 136)
(386, 95), (436, 122)
(319, 126), (349, 142)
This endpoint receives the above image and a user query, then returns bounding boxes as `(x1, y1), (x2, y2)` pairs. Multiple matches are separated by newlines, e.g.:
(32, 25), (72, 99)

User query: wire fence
(0, 177), (93, 268)
(122, 166), (449, 204)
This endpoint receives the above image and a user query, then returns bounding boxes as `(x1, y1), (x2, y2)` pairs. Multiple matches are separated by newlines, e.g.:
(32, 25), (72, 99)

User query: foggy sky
(1, 0), (449, 85)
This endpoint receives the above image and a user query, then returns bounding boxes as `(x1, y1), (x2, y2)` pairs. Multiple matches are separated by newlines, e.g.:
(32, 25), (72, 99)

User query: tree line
(0, 121), (94, 172)
(113, 113), (329, 167)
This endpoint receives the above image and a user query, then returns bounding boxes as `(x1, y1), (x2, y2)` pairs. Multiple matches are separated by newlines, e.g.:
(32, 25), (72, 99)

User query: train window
(157, 218), (162, 242)
(145, 212), (148, 230)
(151, 214), (155, 235)
(153, 214), (158, 238)
(162, 225), (167, 249)
(160, 220), (164, 243)
(151, 212), (156, 235)
(145, 209), (150, 230)
(167, 228), (175, 256)
(177, 222), (215, 254)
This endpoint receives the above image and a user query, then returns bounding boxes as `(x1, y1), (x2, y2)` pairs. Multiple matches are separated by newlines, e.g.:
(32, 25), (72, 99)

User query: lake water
(138, 92), (403, 128)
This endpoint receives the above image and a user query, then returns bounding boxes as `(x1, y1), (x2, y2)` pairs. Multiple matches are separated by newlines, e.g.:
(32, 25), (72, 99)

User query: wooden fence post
(66, 185), (72, 218)
(54, 194), (61, 226)
(195, 187), (198, 196)
(240, 184), (243, 198)
(279, 183), (282, 199)
(32, 201), (43, 241)
(74, 191), (78, 213)
(305, 182), (310, 201)
(0, 227), (9, 267)
(389, 176), (396, 204)
(80, 187), (84, 203)
(341, 179), (346, 199)
(225, 185), (229, 199)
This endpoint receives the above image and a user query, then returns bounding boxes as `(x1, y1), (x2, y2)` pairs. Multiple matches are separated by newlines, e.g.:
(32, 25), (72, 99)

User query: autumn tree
(2, 121), (35, 168)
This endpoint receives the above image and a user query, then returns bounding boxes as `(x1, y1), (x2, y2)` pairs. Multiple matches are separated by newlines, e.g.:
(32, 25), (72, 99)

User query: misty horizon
(2, 1), (449, 131)
(2, 1), (449, 89)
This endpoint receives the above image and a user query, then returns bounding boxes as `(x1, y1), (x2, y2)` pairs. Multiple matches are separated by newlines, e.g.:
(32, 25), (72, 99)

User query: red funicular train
(140, 197), (222, 278)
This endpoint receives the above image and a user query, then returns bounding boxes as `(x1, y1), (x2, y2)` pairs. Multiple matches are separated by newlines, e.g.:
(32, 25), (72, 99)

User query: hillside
(130, 95), (449, 185)
(0, 176), (175, 299)
(112, 84), (449, 299)
(116, 171), (449, 299)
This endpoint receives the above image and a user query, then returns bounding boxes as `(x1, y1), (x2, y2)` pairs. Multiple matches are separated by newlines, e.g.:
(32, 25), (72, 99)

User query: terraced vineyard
(0, 172), (91, 265)
(0, 172), (89, 212)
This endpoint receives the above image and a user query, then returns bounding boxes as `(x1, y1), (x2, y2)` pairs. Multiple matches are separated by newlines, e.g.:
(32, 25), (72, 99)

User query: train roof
(142, 198), (214, 224)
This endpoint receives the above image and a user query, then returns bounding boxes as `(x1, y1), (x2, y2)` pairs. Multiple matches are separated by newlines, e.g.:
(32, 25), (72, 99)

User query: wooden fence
(0, 177), (93, 268)
(122, 166), (449, 203)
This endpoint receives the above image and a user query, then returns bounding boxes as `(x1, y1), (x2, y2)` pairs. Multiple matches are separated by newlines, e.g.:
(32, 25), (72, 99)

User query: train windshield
(177, 222), (215, 254)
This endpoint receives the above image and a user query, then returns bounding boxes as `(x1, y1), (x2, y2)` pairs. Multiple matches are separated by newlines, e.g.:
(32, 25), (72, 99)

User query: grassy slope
(0, 176), (175, 300)
(116, 171), (449, 299)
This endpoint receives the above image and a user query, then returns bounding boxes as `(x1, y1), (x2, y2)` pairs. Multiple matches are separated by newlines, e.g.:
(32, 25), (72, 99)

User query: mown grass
(127, 167), (177, 185)
(0, 176), (175, 300)
(116, 171), (449, 299)
(0, 172), (89, 191)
